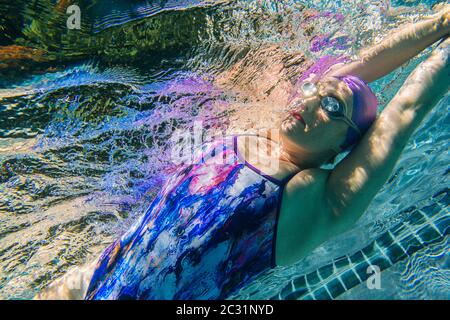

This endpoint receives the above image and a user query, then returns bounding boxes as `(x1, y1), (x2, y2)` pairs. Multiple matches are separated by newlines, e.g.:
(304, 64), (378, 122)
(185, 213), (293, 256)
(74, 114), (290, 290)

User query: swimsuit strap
(232, 134), (296, 186)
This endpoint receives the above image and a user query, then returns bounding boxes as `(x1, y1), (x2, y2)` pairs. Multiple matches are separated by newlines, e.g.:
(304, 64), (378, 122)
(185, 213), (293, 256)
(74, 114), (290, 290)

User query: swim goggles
(294, 81), (361, 136)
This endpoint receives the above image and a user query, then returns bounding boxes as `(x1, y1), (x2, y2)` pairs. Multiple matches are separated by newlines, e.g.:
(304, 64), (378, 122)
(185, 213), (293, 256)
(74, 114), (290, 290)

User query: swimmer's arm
(327, 10), (449, 83)
(324, 38), (449, 234)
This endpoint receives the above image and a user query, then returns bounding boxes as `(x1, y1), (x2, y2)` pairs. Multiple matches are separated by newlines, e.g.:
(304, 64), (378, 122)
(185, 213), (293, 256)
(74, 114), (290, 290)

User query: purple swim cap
(336, 75), (378, 150)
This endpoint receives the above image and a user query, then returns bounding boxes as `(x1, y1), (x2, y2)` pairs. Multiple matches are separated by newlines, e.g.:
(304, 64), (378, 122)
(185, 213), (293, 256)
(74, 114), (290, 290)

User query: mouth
(290, 111), (306, 127)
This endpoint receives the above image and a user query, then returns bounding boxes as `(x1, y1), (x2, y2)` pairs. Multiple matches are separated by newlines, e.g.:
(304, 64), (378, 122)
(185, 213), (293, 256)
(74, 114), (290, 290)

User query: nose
(298, 96), (320, 115)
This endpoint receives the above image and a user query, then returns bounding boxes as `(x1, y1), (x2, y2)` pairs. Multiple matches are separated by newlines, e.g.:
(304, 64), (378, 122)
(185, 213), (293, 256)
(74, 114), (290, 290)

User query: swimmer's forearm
(392, 36), (449, 123)
(326, 41), (449, 232)
(330, 13), (449, 83)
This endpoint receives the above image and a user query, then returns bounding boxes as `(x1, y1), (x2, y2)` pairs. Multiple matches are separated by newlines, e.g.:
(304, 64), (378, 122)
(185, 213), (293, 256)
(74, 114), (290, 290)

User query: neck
(260, 129), (333, 170)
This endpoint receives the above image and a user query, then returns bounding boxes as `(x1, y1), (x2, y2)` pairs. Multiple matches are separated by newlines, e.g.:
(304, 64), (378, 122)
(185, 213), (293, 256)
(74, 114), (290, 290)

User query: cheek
(310, 114), (331, 137)
(327, 123), (348, 147)
(311, 120), (347, 148)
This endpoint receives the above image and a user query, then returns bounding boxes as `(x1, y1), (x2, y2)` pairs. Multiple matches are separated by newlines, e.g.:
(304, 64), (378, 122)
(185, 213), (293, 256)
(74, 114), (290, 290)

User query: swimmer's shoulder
(285, 168), (330, 192)
(276, 168), (335, 265)
(281, 168), (332, 222)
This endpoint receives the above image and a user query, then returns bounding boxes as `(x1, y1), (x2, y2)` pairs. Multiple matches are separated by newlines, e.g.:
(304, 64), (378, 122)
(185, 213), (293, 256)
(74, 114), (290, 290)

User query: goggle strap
(343, 117), (362, 136)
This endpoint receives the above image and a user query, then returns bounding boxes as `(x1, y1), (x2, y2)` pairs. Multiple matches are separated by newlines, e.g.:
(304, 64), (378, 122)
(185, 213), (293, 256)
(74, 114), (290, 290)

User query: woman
(37, 8), (450, 300)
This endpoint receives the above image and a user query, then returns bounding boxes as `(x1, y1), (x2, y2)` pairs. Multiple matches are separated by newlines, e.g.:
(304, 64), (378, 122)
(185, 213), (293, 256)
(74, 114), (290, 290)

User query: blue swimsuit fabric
(85, 135), (287, 300)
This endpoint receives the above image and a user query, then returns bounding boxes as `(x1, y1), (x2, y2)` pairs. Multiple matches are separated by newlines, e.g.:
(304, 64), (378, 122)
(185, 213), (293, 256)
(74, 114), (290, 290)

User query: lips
(290, 111), (306, 126)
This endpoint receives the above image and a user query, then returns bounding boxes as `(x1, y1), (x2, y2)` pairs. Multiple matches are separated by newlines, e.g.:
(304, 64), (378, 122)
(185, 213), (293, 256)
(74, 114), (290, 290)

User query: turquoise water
(0, 0), (448, 299)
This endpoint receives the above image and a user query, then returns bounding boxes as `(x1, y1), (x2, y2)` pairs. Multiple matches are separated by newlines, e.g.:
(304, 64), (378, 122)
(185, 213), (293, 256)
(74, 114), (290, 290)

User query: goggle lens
(321, 96), (343, 115)
(300, 82), (318, 97)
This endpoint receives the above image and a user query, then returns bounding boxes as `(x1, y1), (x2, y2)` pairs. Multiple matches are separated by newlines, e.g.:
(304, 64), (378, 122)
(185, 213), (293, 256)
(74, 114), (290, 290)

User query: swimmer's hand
(33, 262), (96, 300)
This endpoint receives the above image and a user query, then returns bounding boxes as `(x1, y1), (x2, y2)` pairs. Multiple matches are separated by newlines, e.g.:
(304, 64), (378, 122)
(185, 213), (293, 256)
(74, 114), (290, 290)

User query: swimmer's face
(280, 77), (354, 155)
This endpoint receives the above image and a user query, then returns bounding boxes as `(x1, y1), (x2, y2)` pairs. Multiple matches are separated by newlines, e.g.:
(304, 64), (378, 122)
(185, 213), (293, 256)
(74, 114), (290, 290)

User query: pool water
(0, 0), (448, 299)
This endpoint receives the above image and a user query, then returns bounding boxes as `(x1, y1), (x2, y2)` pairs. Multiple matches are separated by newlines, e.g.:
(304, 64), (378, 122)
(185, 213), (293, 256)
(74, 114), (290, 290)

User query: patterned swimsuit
(85, 135), (292, 300)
